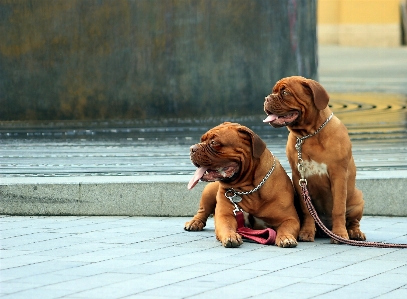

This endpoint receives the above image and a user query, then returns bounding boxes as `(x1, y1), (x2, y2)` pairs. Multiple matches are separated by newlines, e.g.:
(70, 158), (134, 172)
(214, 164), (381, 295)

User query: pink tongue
(188, 167), (208, 190)
(263, 114), (278, 123)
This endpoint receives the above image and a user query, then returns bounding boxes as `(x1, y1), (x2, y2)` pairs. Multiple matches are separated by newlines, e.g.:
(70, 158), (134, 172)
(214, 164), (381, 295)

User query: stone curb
(1, 171), (406, 217)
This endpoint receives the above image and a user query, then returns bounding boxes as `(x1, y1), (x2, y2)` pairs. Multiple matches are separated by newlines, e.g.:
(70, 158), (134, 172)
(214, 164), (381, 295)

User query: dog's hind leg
(346, 189), (366, 241)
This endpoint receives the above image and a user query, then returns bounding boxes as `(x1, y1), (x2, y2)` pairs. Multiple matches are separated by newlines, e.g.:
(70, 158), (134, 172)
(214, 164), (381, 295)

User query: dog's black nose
(264, 94), (276, 103)
(190, 144), (199, 154)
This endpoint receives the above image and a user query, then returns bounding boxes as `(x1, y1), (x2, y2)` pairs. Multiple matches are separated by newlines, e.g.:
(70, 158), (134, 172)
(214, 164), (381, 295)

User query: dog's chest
(302, 159), (328, 178)
(242, 211), (268, 229)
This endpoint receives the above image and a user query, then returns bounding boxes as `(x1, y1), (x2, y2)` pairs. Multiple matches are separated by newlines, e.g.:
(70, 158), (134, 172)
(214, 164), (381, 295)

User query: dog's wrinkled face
(263, 76), (329, 128)
(187, 122), (266, 190)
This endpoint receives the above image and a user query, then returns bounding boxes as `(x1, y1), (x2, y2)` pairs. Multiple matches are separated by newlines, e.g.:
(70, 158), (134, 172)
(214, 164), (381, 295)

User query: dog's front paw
(330, 229), (349, 244)
(276, 234), (298, 248)
(298, 229), (315, 242)
(184, 219), (205, 231)
(348, 229), (366, 241)
(218, 232), (243, 248)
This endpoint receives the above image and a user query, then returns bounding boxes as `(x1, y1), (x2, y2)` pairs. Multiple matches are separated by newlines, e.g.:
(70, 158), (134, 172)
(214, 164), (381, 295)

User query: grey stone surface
(1, 174), (406, 216)
(319, 46), (407, 94)
(0, 178), (204, 216)
(358, 178), (407, 216)
(0, 215), (406, 299)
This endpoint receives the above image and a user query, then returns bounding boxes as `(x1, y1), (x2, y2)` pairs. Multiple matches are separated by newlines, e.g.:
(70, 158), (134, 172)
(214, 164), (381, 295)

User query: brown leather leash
(300, 178), (407, 248)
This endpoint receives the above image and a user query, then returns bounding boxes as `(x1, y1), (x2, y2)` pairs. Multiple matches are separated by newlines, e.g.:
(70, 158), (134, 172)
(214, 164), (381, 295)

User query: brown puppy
(263, 76), (366, 243)
(185, 122), (300, 248)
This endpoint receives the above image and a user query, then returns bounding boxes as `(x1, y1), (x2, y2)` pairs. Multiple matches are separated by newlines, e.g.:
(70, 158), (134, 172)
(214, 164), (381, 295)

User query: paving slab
(1, 215), (406, 299)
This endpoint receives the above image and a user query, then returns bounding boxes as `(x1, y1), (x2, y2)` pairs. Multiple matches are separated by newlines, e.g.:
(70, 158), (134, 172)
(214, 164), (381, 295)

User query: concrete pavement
(1, 215), (407, 299)
(318, 45), (407, 94)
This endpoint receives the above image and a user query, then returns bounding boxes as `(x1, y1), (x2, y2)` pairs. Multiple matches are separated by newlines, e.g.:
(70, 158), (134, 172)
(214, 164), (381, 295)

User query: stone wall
(0, 0), (317, 121)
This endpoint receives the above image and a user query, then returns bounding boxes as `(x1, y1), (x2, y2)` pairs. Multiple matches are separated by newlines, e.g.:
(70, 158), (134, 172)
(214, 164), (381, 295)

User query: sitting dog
(263, 76), (366, 243)
(185, 122), (300, 248)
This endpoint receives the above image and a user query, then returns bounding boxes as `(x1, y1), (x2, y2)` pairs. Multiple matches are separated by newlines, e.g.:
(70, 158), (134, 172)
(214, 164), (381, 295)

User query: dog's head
(187, 122), (266, 190)
(263, 76), (329, 128)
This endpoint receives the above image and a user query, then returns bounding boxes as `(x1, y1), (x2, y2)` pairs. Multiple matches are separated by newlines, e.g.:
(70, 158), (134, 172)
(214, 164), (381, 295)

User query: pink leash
(235, 211), (276, 245)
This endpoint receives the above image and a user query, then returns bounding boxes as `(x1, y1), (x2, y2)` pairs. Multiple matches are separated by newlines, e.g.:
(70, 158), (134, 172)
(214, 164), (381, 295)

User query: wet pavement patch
(0, 93), (406, 177)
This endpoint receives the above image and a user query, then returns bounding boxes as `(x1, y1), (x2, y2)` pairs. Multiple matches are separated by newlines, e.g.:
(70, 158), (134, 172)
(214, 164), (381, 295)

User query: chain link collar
(225, 152), (276, 214)
(295, 112), (334, 185)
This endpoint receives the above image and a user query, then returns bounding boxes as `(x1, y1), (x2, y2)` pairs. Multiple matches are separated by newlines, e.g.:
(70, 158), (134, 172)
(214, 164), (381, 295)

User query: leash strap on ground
(235, 211), (276, 245)
(300, 182), (407, 249)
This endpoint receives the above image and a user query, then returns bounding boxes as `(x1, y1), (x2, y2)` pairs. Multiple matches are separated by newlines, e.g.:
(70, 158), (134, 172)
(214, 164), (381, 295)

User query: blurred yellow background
(318, 0), (405, 47)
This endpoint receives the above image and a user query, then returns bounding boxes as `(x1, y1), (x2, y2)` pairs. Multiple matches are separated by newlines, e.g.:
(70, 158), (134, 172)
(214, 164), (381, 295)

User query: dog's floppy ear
(237, 126), (266, 159)
(303, 79), (329, 110)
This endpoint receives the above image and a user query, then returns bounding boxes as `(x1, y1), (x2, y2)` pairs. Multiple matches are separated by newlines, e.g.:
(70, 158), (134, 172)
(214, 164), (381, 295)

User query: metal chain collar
(295, 112), (333, 185)
(225, 152), (276, 214)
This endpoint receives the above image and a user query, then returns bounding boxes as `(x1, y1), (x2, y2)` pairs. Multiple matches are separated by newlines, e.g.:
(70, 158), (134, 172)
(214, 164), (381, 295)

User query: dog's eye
(210, 140), (221, 147)
(281, 89), (290, 97)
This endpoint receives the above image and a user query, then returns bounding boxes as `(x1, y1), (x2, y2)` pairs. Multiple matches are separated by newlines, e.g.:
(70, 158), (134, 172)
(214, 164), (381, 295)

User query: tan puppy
(263, 76), (366, 243)
(185, 122), (300, 248)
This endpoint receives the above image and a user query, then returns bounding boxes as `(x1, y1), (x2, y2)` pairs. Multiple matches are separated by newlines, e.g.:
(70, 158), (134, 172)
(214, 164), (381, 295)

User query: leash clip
(225, 189), (243, 215)
(232, 205), (242, 216)
(225, 189), (242, 203)
(297, 158), (305, 178)
(299, 178), (307, 186)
